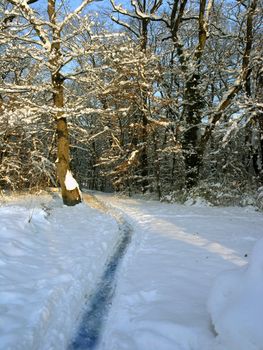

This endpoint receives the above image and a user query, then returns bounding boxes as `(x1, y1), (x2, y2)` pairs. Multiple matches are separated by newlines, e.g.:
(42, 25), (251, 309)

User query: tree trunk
(140, 16), (149, 193)
(182, 73), (203, 188)
(253, 71), (263, 183)
(52, 72), (81, 206)
(141, 113), (149, 193)
(56, 117), (81, 206)
(48, 0), (81, 206)
(170, 0), (212, 189)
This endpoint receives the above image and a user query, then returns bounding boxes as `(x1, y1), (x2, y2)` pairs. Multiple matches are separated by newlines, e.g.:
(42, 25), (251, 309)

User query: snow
(0, 192), (263, 350)
(0, 193), (119, 350)
(208, 238), (263, 350)
(59, 0), (93, 31)
(65, 170), (80, 192)
(93, 193), (263, 350)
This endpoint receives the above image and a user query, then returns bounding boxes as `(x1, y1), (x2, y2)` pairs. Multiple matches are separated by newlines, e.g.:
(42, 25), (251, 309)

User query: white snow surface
(0, 193), (119, 350)
(208, 237), (263, 350)
(1, 192), (263, 350)
(94, 193), (263, 350)
(65, 170), (80, 191)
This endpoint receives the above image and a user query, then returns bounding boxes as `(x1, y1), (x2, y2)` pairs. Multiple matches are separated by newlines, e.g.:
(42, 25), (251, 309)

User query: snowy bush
(0, 110), (56, 191)
(181, 181), (258, 207)
(256, 187), (263, 210)
(208, 238), (263, 350)
(160, 190), (187, 204)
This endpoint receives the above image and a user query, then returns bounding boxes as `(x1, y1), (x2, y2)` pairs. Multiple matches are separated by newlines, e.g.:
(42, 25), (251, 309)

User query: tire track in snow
(68, 193), (133, 350)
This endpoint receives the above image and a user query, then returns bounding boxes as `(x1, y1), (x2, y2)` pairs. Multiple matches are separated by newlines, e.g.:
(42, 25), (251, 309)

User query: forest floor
(0, 191), (262, 350)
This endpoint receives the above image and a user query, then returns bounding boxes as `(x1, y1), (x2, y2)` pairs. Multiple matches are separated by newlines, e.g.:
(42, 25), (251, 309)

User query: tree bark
(139, 12), (149, 193)
(48, 0), (81, 205)
(179, 0), (212, 188)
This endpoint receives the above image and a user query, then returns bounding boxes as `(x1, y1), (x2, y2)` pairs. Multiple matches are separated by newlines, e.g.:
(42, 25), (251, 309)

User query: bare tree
(109, 0), (163, 192)
(1, 0), (98, 204)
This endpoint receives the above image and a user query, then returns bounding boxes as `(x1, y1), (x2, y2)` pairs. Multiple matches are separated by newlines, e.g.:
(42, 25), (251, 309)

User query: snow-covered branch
(6, 0), (51, 50)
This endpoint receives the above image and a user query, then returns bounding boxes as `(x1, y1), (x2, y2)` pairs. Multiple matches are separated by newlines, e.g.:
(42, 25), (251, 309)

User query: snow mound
(185, 196), (212, 207)
(126, 322), (212, 350)
(208, 238), (263, 350)
(65, 170), (80, 191)
(256, 186), (263, 210)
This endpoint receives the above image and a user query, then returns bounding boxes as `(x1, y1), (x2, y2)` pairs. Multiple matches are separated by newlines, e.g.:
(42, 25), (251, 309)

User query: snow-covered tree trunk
(48, 0), (81, 205)
(180, 0), (212, 188)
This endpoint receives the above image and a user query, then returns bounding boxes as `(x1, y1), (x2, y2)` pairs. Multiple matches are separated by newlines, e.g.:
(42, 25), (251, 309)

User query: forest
(1, 2), (263, 348)
(0, 0), (262, 206)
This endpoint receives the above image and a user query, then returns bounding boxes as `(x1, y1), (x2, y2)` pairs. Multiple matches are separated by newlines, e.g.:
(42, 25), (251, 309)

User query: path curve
(68, 193), (133, 350)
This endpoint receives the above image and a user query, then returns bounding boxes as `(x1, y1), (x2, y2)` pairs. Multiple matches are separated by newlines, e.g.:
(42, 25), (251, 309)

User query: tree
(0, 0), (261, 204)
(75, 33), (162, 194)
(0, 0), (98, 205)
(109, 0), (163, 192)
(131, 0), (261, 190)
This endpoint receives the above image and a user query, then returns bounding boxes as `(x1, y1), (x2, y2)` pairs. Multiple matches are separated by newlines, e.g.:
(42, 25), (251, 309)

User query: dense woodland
(0, 0), (262, 206)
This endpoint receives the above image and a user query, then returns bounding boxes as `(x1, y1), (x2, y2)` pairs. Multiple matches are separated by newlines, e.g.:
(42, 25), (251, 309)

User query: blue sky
(31, 0), (111, 14)
(69, 0), (110, 11)
(32, 0), (133, 13)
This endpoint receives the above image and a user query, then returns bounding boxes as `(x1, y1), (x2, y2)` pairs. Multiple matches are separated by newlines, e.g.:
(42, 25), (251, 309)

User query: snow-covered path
(69, 194), (133, 350)
(1, 193), (263, 350)
(95, 194), (263, 350)
(0, 194), (120, 350)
